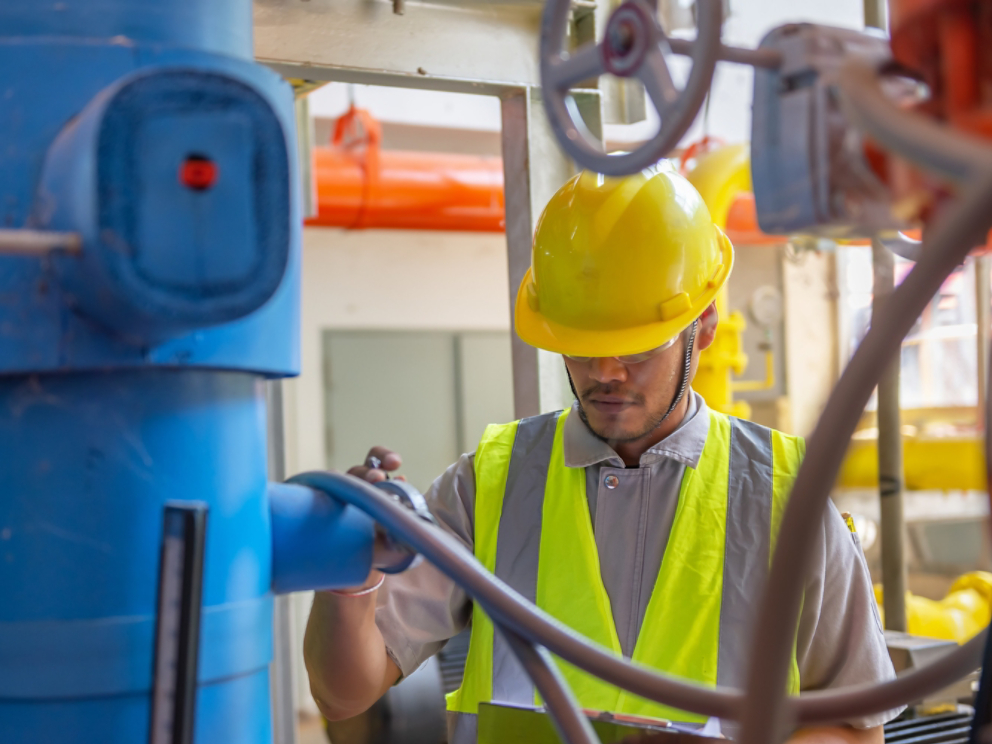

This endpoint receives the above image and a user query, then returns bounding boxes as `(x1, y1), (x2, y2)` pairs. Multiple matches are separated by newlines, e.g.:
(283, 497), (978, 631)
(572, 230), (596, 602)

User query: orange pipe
(890, 0), (992, 137)
(307, 106), (505, 233)
(724, 192), (789, 246)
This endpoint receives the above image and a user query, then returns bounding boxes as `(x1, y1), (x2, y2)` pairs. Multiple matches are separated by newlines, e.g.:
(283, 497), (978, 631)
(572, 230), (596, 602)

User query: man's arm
(790, 724), (885, 744)
(304, 572), (401, 721)
(303, 446), (475, 720)
(793, 501), (903, 738)
(303, 447), (403, 721)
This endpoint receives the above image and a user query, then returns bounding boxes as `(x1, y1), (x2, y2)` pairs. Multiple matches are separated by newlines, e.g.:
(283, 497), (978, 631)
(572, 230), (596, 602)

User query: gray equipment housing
(751, 23), (901, 238)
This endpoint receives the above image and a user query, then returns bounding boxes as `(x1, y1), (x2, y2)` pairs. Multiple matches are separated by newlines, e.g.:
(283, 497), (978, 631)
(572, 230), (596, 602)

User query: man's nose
(588, 357), (628, 384)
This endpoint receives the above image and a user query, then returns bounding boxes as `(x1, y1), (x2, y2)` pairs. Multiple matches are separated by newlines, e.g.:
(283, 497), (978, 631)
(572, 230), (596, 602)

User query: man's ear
(696, 303), (719, 351)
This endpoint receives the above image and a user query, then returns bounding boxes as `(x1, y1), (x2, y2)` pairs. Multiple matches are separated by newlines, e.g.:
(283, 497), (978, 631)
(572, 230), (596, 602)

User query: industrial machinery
(0, 2), (405, 742)
(5, 1), (992, 744)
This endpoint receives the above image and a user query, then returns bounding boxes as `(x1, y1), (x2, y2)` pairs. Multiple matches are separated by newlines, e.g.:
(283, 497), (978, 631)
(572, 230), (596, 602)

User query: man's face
(563, 334), (690, 445)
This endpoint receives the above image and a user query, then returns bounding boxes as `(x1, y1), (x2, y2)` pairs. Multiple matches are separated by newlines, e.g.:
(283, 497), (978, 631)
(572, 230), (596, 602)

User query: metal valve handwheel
(373, 478), (437, 574)
(540, 0), (723, 176)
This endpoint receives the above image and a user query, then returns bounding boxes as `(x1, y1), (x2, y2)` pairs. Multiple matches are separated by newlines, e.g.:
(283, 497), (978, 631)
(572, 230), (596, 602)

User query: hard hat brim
(514, 233), (734, 358)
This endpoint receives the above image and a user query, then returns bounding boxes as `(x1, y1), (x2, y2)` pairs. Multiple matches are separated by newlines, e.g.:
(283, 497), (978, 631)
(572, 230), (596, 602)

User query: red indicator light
(180, 156), (217, 191)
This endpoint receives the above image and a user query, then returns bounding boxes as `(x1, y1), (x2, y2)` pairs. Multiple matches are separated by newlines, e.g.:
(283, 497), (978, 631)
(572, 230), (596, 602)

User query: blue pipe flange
(286, 472), (432, 576)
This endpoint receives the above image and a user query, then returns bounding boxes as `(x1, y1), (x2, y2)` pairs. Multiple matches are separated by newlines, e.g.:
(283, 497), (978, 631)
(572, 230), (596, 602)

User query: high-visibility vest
(445, 408), (805, 742)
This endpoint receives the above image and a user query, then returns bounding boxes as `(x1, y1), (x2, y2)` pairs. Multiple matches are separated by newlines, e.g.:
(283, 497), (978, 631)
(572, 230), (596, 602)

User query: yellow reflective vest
(446, 408), (804, 734)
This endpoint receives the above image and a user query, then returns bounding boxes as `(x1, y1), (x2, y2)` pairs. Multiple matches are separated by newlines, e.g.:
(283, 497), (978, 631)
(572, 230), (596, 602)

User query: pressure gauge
(749, 285), (783, 328)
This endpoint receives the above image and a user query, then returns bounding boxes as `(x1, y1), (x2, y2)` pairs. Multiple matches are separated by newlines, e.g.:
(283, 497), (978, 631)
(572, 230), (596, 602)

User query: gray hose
(837, 60), (992, 183)
(796, 629), (987, 724)
(289, 470), (741, 720)
(736, 63), (992, 744)
(877, 231), (922, 262)
(668, 38), (782, 69)
(291, 471), (986, 729)
(499, 627), (601, 744)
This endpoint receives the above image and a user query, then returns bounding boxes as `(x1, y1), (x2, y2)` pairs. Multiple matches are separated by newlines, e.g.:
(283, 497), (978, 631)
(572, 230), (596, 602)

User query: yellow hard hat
(515, 163), (734, 358)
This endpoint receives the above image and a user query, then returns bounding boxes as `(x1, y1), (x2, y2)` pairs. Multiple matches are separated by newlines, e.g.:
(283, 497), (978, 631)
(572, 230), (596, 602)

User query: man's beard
(566, 371), (677, 445)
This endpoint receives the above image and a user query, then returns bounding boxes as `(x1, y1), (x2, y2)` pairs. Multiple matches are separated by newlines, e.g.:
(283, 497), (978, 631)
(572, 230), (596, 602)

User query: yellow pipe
(732, 349), (775, 393)
(838, 435), (986, 491)
(875, 571), (992, 643)
(685, 143), (766, 420)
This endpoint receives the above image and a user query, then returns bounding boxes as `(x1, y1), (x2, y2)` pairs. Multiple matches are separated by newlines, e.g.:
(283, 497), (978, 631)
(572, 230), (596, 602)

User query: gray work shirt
(374, 391), (902, 729)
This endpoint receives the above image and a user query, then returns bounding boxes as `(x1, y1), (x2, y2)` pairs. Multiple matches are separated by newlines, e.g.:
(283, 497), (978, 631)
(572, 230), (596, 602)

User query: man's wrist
(329, 573), (385, 597)
(320, 570), (384, 598)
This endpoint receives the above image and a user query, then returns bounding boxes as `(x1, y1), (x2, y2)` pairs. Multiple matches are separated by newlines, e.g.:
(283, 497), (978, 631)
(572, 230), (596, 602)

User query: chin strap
(659, 319), (698, 423)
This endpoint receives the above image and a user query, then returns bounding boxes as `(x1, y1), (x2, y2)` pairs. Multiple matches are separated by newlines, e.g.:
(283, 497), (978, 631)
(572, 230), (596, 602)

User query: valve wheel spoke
(544, 44), (607, 91)
(639, 43), (681, 115)
(539, 0), (723, 175)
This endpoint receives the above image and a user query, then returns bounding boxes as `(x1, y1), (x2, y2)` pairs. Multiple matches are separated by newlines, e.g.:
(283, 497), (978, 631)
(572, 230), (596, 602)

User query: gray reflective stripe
(448, 710), (478, 744)
(490, 411), (561, 705)
(718, 417), (775, 688)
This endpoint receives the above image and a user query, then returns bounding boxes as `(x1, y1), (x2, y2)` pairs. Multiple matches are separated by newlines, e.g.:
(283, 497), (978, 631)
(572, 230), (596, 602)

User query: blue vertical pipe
(0, 371), (276, 742)
(0, 1), (370, 742)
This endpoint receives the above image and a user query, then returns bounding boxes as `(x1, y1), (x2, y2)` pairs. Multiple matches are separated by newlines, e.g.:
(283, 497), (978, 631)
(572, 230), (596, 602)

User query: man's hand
(789, 724), (885, 744)
(347, 445), (404, 484)
(303, 446), (405, 721)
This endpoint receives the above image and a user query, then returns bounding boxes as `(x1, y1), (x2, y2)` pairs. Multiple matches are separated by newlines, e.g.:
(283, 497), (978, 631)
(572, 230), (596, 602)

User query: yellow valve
(839, 435), (987, 491)
(692, 287), (751, 419)
(684, 143), (767, 419)
(875, 571), (992, 643)
(732, 345), (775, 393)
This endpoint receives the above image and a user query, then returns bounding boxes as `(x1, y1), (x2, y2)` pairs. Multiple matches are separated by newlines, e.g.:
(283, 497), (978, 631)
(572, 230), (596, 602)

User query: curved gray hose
(500, 627), (600, 744)
(289, 470), (742, 720)
(797, 628), (987, 723)
(291, 59), (992, 744)
(737, 61), (992, 744)
(837, 60), (992, 183)
(291, 470), (986, 729)
(877, 231), (922, 262)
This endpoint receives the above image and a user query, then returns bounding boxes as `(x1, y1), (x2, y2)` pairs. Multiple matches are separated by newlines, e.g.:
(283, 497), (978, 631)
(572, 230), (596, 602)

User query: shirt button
(604, 474), (619, 489)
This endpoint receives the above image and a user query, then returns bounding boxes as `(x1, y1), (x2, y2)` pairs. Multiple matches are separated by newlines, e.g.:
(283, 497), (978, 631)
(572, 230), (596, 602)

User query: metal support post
(500, 87), (602, 418)
(295, 95), (317, 221)
(977, 256), (990, 427)
(268, 380), (300, 744)
(266, 90), (317, 744)
(974, 257), (992, 744)
(863, 0), (888, 30)
(872, 239), (908, 632)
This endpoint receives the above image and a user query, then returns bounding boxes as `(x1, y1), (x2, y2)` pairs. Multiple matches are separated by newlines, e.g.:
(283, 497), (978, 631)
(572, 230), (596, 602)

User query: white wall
(283, 226), (510, 717)
(283, 227), (511, 478)
(309, 84), (501, 132)
(783, 251), (840, 437)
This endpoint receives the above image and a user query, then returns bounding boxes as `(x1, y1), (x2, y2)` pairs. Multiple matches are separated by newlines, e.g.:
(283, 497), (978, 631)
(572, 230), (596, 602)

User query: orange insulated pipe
(307, 106), (506, 233)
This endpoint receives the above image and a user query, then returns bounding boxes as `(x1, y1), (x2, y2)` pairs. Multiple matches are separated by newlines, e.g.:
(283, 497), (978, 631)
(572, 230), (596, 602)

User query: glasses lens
(565, 337), (677, 365)
(616, 337), (677, 364)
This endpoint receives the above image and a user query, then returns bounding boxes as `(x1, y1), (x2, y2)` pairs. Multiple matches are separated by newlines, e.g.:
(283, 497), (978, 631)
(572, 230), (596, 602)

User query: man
(304, 165), (901, 744)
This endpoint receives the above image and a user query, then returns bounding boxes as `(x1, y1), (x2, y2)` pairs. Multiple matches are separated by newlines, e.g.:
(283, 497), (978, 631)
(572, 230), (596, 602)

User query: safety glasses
(564, 335), (678, 365)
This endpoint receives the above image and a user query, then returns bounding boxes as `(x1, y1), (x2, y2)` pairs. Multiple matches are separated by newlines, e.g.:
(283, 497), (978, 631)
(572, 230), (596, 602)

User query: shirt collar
(562, 390), (710, 470)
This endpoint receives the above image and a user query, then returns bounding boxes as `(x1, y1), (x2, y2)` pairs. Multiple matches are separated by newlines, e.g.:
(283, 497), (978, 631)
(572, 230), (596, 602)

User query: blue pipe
(0, 371), (275, 741)
(0, 0), (253, 58)
(0, 1), (376, 741)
